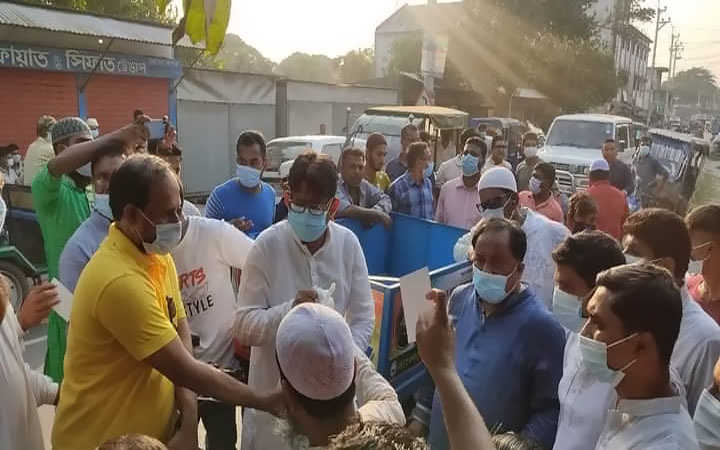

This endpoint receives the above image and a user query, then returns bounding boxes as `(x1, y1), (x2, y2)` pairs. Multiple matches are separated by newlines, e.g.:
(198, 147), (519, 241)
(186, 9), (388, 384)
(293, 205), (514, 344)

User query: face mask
(461, 154), (480, 177)
(77, 162), (92, 177)
(529, 176), (543, 194)
(90, 129), (99, 139)
(639, 146), (650, 157)
(479, 195), (510, 220)
(93, 193), (113, 219)
(424, 161), (435, 179)
(236, 164), (262, 188)
(13, 154), (21, 164)
(688, 242), (712, 276)
(473, 264), (516, 304)
(624, 252), (643, 264)
(552, 287), (584, 333)
(578, 329), (638, 387)
(137, 210), (183, 255)
(288, 209), (328, 243)
(6, 157), (14, 167)
(524, 146), (538, 158)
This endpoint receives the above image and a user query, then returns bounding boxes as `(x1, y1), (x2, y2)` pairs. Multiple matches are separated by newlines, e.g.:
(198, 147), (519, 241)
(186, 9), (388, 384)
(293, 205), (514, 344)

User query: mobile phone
(145, 119), (165, 140)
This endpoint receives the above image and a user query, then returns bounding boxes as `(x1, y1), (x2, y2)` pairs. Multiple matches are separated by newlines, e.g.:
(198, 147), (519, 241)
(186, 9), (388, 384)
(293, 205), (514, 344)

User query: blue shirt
(205, 179), (276, 238)
(388, 173), (434, 220)
(428, 284), (566, 449)
(386, 157), (407, 182)
(58, 210), (111, 292)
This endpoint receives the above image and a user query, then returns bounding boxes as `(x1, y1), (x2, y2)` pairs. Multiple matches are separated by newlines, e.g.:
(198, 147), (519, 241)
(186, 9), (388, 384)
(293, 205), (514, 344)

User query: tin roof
(0, 1), (199, 47)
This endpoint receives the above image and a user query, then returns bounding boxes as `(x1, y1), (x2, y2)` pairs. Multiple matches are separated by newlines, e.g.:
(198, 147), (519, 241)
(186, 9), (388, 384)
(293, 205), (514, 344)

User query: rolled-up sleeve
(365, 182), (392, 214)
(346, 235), (374, 351)
(356, 351), (405, 425)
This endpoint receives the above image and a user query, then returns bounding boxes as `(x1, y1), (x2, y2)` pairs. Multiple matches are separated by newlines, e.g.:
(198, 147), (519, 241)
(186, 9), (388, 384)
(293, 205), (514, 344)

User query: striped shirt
(388, 172), (434, 220)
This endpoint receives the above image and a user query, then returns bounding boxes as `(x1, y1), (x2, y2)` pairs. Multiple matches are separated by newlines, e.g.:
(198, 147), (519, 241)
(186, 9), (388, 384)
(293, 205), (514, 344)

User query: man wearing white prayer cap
(275, 303), (404, 449)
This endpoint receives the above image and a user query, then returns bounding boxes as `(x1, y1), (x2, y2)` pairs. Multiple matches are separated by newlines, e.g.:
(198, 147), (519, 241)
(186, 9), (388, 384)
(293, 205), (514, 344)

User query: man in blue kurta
(423, 217), (566, 449)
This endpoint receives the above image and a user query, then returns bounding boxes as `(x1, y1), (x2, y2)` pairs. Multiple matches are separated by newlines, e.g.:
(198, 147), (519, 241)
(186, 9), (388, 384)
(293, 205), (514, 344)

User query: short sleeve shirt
(52, 224), (185, 450)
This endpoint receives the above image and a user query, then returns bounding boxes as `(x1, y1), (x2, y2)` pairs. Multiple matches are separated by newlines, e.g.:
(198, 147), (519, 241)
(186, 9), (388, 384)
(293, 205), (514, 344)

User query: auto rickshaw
(632, 128), (710, 215)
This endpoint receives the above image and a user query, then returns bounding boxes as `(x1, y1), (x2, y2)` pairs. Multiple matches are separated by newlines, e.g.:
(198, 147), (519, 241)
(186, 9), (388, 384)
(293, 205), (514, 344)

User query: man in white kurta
(235, 153), (374, 450)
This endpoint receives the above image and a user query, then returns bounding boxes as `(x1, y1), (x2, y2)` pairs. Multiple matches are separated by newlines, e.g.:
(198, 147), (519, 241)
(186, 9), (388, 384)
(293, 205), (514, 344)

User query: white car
(263, 135), (365, 194)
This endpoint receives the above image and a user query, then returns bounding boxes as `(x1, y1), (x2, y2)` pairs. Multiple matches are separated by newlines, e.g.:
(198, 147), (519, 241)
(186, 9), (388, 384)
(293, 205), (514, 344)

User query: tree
(276, 52), (339, 83)
(665, 67), (719, 106)
(385, 35), (422, 77)
(338, 48), (374, 83)
(175, 33), (275, 73)
(20, 0), (176, 24)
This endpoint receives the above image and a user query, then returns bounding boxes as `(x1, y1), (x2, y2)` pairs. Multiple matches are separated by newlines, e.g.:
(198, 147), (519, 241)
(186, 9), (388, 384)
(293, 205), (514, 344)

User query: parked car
(348, 106), (469, 164)
(538, 114), (635, 194)
(263, 135), (365, 194)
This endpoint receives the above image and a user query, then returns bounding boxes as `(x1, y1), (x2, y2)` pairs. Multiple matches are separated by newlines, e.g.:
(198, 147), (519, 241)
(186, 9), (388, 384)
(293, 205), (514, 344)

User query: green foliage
(175, 33), (275, 73)
(20, 0), (176, 24)
(665, 67), (719, 105)
(339, 48), (374, 83)
(276, 52), (339, 83)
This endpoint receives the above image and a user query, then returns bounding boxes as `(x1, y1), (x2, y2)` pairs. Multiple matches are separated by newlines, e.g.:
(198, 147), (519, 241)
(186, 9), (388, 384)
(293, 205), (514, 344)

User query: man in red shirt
(518, 162), (564, 223)
(586, 159), (628, 240)
(685, 204), (720, 325)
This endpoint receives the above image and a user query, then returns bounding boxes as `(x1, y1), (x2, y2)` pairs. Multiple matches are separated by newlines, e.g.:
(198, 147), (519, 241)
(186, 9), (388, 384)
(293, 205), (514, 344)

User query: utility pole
(664, 28), (679, 123)
(646, 0), (670, 126)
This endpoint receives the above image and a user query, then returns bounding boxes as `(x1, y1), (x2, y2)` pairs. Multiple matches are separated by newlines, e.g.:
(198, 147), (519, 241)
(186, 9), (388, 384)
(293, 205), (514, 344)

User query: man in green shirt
(33, 117), (148, 381)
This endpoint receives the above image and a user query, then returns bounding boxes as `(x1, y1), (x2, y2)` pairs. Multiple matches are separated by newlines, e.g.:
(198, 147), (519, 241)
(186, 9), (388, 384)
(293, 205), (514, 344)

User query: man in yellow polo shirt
(52, 154), (281, 450)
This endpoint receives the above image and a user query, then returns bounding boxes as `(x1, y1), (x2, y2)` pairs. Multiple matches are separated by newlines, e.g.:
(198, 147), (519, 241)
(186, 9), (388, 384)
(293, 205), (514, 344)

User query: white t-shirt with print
(171, 216), (253, 368)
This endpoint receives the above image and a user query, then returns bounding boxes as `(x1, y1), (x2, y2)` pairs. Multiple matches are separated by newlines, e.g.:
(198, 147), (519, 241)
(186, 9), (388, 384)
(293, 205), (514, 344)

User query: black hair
(623, 208), (691, 281)
(535, 162), (556, 184)
(597, 263), (682, 366)
(109, 154), (174, 220)
(91, 139), (127, 174)
(471, 217), (527, 261)
(552, 231), (626, 288)
(522, 132), (538, 145)
(589, 170), (610, 182)
(277, 356), (356, 420)
(604, 138), (615, 144)
(133, 109), (144, 119)
(464, 137), (487, 159)
(406, 142), (428, 169)
(288, 151), (338, 200)
(686, 204), (720, 236)
(341, 147), (365, 167)
(401, 124), (419, 143)
(365, 133), (387, 151)
(460, 127), (478, 147)
(236, 130), (266, 157)
(568, 192), (598, 220)
(492, 135), (506, 149)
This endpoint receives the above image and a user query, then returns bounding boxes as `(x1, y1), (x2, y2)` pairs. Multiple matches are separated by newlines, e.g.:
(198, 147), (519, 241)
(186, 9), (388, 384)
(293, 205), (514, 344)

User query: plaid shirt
(388, 172), (434, 220)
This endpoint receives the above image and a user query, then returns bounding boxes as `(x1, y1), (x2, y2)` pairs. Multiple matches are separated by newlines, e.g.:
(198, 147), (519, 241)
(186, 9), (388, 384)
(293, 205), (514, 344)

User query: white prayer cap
(279, 159), (294, 179)
(590, 159), (610, 172)
(86, 118), (99, 129)
(276, 303), (355, 401)
(478, 167), (517, 193)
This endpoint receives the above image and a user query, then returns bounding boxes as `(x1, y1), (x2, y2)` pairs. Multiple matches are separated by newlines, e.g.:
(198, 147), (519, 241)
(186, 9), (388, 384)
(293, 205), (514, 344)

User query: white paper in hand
(400, 267), (432, 343)
(49, 278), (73, 321)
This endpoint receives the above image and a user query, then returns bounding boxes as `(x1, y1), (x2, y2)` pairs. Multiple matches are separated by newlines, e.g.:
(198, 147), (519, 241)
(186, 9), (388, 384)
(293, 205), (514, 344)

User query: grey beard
(273, 417), (311, 450)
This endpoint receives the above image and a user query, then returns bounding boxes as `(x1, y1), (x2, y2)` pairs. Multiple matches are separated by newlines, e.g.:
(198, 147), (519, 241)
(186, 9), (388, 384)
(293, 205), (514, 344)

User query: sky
(180, 0), (720, 79)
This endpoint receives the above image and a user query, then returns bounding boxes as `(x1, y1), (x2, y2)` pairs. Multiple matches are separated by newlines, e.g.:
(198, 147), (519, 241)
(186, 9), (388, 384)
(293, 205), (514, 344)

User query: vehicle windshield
(266, 141), (312, 171)
(546, 120), (614, 149)
(351, 114), (424, 136)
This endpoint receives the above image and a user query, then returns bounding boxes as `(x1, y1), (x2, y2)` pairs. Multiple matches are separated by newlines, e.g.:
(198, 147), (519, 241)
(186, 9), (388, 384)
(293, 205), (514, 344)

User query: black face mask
(572, 223), (596, 234)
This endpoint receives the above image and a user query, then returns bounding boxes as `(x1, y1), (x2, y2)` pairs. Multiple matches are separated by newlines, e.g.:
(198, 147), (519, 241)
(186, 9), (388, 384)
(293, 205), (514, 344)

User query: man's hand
(416, 289), (455, 377)
(18, 283), (59, 331)
(257, 386), (287, 419)
(113, 116), (150, 152)
(293, 290), (318, 307)
(230, 217), (254, 232)
(167, 422), (199, 450)
(375, 211), (393, 229)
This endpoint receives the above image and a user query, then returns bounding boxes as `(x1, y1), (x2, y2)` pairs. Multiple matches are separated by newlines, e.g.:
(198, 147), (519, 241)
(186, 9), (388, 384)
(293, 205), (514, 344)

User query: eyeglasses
(288, 200), (332, 216)
(476, 195), (509, 212)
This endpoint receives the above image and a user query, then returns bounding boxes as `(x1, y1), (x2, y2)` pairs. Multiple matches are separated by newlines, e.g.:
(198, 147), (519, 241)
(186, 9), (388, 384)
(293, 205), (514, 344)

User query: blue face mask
(472, 264), (516, 304)
(552, 287), (584, 333)
(93, 193), (113, 220)
(288, 209), (328, 242)
(461, 154), (480, 177)
(236, 164), (262, 188)
(425, 161), (434, 179)
(578, 331), (638, 387)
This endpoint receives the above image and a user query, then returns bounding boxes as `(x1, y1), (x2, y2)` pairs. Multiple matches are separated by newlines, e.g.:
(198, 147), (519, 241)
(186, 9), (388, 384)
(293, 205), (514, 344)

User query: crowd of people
(1, 113), (720, 450)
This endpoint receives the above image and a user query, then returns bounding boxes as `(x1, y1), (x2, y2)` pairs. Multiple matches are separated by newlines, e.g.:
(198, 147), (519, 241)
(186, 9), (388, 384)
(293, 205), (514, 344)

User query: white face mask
(552, 287), (584, 333)
(93, 193), (113, 219)
(529, 176), (543, 194)
(137, 210), (183, 255)
(688, 241), (712, 276)
(578, 326), (638, 387)
(524, 146), (538, 158)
